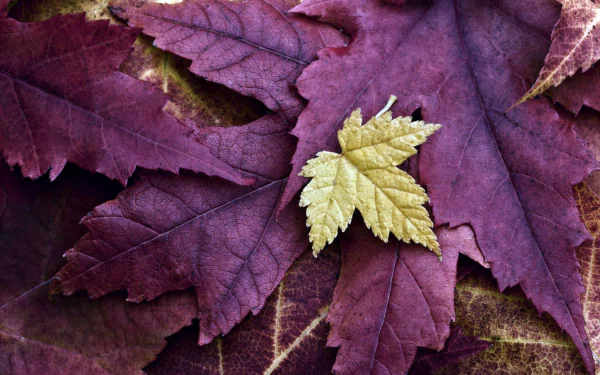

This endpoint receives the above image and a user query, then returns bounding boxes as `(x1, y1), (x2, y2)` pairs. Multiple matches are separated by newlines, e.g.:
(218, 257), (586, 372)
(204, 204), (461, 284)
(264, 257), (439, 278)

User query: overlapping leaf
(517, 0), (600, 105)
(121, 37), (269, 128)
(574, 183), (600, 369)
(51, 114), (310, 345)
(436, 183), (600, 374)
(300, 104), (440, 255)
(573, 109), (600, 197)
(0, 163), (121, 306)
(5, 0), (270, 129)
(407, 327), (491, 375)
(482, 0), (600, 117)
(110, 0), (346, 120)
(144, 242), (488, 375)
(0, 13), (250, 186)
(461, 0), (600, 120)
(285, 0), (599, 372)
(327, 222), (487, 374)
(145, 247), (340, 375)
(0, 164), (198, 375)
(440, 267), (589, 375)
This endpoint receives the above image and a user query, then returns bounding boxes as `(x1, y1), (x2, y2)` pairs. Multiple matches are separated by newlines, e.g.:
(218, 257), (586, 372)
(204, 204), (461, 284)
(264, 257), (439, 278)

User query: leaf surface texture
(0, 14), (250, 185)
(286, 0), (599, 372)
(300, 105), (440, 255)
(110, 0), (346, 120)
(52, 114), (309, 345)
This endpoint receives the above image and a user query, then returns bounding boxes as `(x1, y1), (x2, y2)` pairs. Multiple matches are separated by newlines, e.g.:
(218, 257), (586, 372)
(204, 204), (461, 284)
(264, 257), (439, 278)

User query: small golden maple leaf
(299, 96), (441, 257)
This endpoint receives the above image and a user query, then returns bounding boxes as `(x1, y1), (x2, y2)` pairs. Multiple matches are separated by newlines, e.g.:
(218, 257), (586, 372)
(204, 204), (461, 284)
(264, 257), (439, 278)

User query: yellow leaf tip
(510, 90), (536, 111)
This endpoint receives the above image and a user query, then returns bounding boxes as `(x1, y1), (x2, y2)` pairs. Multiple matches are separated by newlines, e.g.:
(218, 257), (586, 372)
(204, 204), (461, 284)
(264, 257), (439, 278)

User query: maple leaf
(436, 183), (600, 375)
(5, 0), (271, 129)
(285, 0), (599, 372)
(0, 13), (252, 186)
(120, 37), (269, 128)
(51, 114), (311, 346)
(0, 163), (198, 375)
(468, 0), (600, 118)
(440, 267), (589, 374)
(0, 162), (121, 306)
(516, 0), (600, 106)
(326, 221), (487, 374)
(300, 96), (441, 255)
(109, 0), (346, 120)
(408, 327), (491, 375)
(145, 247), (340, 375)
(429, 0), (600, 122)
(572, 108), (600, 198)
(574, 183), (600, 370)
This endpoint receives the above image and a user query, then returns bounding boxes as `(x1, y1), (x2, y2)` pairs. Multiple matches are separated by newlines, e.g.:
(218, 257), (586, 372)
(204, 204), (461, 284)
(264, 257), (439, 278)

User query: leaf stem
(375, 95), (397, 119)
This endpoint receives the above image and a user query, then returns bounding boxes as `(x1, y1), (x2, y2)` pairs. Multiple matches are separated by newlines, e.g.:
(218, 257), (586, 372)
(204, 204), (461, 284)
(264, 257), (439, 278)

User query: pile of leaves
(2, 0), (600, 374)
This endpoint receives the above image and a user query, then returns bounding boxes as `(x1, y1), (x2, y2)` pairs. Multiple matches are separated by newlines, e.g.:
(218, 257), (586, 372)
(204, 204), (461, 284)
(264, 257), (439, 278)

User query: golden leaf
(514, 0), (600, 107)
(299, 96), (441, 256)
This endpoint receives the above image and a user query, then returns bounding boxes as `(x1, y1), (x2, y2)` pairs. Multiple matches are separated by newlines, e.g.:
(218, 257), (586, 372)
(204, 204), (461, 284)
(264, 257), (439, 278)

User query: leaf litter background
(1, 0), (600, 374)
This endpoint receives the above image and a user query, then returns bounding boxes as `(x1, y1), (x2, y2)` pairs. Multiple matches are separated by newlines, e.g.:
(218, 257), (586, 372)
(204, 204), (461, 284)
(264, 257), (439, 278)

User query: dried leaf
(468, 0), (600, 118)
(110, 0), (346, 120)
(0, 14), (251, 186)
(327, 222), (486, 374)
(437, 183), (600, 374)
(0, 163), (120, 306)
(5, 0), (269, 129)
(574, 183), (600, 369)
(516, 0), (600, 106)
(439, 267), (588, 375)
(121, 35), (269, 128)
(51, 114), (310, 346)
(286, 1), (599, 372)
(0, 164), (198, 375)
(408, 327), (491, 375)
(447, 0), (600, 120)
(300, 97), (441, 255)
(573, 109), (600, 198)
(145, 247), (340, 375)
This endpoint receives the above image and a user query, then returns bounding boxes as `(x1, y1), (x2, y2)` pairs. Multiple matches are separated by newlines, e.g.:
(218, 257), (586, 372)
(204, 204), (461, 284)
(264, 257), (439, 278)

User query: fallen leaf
(464, 0), (600, 118)
(120, 35), (269, 128)
(109, 0), (346, 120)
(9, 0), (112, 20)
(431, 0), (600, 121)
(5, 0), (270, 129)
(572, 108), (600, 198)
(300, 96), (440, 255)
(0, 13), (251, 186)
(51, 114), (310, 346)
(407, 327), (491, 375)
(438, 267), (589, 375)
(286, 0), (598, 372)
(0, 163), (198, 375)
(1, 285), (198, 375)
(435, 182), (600, 375)
(516, 0), (600, 106)
(574, 183), (600, 369)
(0, 162), (121, 306)
(327, 222), (486, 374)
(144, 246), (340, 375)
